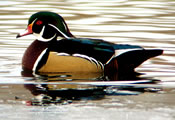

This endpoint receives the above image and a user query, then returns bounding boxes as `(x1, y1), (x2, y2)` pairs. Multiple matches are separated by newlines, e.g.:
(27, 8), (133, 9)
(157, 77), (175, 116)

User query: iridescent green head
(17, 11), (74, 41)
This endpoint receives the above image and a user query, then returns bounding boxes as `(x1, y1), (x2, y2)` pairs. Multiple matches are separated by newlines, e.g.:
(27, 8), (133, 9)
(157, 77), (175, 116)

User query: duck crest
(22, 40), (48, 71)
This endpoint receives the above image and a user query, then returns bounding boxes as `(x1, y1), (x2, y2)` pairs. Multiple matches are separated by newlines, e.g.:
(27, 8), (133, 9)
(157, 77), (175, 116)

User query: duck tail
(105, 49), (163, 74)
(116, 49), (163, 72)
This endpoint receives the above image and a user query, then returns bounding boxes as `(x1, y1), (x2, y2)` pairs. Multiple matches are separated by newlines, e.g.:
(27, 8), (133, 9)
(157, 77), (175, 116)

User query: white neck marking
(48, 24), (70, 39)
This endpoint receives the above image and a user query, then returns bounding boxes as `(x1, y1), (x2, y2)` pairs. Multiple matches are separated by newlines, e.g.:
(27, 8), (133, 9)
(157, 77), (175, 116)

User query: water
(0, 0), (175, 119)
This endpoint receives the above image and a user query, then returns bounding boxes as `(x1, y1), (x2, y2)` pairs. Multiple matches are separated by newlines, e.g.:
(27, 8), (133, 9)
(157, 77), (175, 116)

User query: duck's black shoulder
(48, 38), (143, 64)
(49, 38), (115, 64)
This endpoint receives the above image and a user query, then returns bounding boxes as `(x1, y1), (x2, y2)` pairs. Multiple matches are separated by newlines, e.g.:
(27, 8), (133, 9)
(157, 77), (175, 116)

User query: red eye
(36, 20), (43, 25)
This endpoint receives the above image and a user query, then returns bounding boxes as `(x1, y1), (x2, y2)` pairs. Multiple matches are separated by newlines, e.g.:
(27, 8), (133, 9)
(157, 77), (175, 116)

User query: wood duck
(16, 11), (163, 74)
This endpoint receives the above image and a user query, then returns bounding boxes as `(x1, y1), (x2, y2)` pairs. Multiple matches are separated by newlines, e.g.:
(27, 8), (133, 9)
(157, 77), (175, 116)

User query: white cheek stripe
(34, 26), (57, 42)
(40, 25), (45, 37)
(32, 48), (48, 72)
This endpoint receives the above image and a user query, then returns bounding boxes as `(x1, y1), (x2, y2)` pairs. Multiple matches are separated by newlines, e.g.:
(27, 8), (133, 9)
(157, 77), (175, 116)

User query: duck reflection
(24, 84), (106, 106)
(21, 68), (143, 81)
(22, 71), (161, 106)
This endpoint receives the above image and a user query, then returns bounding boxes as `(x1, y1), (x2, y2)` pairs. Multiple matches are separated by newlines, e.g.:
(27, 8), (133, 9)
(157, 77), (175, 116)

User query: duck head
(17, 11), (74, 41)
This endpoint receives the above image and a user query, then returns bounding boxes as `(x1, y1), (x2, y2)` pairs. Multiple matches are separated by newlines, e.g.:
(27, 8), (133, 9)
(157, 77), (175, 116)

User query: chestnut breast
(22, 40), (48, 71)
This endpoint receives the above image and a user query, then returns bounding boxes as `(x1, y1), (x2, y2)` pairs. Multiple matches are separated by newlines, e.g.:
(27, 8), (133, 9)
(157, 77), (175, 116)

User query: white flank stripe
(57, 52), (70, 56)
(73, 53), (104, 70)
(105, 55), (115, 64)
(32, 48), (48, 72)
(73, 54), (92, 62)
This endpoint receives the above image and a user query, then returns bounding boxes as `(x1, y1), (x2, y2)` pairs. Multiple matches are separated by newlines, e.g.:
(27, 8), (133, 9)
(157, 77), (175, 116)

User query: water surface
(0, 0), (175, 120)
